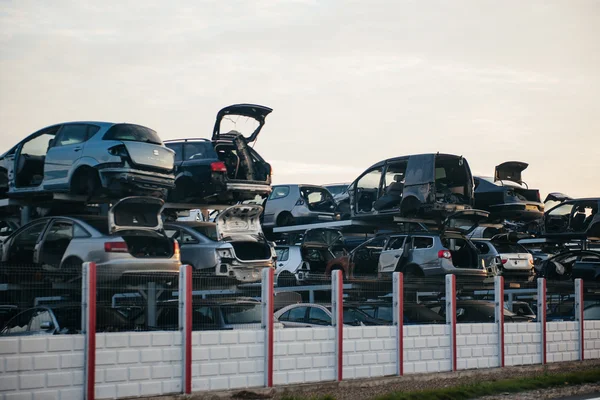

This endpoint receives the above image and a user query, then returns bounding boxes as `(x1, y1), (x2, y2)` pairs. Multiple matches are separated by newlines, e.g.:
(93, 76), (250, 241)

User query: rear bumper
(225, 182), (272, 195)
(95, 258), (181, 282)
(216, 259), (274, 282)
(100, 168), (175, 192)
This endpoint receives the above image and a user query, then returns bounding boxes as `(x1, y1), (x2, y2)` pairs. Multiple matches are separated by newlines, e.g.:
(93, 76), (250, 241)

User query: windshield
(103, 124), (162, 145)
(492, 242), (528, 254)
(192, 225), (218, 241)
(342, 307), (374, 324)
(221, 303), (262, 324)
(326, 185), (347, 196)
(219, 114), (260, 138)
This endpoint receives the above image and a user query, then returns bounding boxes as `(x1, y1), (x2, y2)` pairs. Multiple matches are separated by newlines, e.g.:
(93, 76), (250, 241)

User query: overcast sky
(1, 0), (598, 198)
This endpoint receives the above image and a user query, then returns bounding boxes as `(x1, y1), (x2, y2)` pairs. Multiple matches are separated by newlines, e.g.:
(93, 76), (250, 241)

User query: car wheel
(277, 272), (297, 287)
(72, 168), (101, 198)
(277, 212), (295, 227)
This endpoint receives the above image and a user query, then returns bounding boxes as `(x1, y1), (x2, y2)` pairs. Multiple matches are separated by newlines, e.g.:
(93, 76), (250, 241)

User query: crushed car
(537, 250), (600, 281)
(164, 104), (273, 204)
(473, 161), (543, 221)
(165, 205), (275, 283)
(542, 198), (600, 240)
(347, 153), (474, 220)
(0, 122), (175, 199)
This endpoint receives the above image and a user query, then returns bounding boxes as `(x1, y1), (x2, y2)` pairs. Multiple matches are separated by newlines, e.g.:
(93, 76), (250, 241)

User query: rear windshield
(103, 124), (162, 145)
(192, 225), (218, 241)
(492, 242), (527, 254)
(183, 142), (218, 160)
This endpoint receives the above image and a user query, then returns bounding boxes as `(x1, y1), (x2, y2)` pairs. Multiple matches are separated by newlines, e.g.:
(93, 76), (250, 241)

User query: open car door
(442, 209), (490, 234)
(108, 197), (165, 234)
(212, 104), (273, 143)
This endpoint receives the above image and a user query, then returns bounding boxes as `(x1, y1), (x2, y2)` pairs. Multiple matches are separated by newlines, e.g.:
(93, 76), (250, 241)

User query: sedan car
(0, 122), (175, 199)
(473, 161), (543, 222)
(262, 184), (338, 228)
(426, 300), (533, 323)
(471, 239), (534, 279)
(274, 303), (389, 327)
(1, 304), (135, 335)
(347, 153), (474, 220)
(164, 104), (273, 204)
(542, 198), (600, 240)
(164, 205), (276, 283)
(0, 197), (180, 282)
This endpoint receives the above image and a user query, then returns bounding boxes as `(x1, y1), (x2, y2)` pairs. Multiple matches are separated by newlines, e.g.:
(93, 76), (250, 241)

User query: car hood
(215, 205), (264, 240)
(108, 196), (164, 234)
(212, 104), (273, 143)
(442, 209), (489, 234)
(494, 161), (528, 185)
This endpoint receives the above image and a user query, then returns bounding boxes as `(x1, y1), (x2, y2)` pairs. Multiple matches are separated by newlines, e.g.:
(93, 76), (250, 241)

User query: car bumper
(95, 258), (181, 282)
(215, 259), (274, 282)
(100, 168), (175, 192)
(226, 182), (272, 195)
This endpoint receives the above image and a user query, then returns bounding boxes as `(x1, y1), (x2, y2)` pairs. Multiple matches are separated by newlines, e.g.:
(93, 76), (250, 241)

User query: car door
(378, 236), (406, 273)
(44, 124), (98, 190)
(37, 220), (74, 268)
(5, 221), (48, 266)
(544, 203), (574, 234)
(351, 236), (387, 275)
(277, 306), (309, 328)
(307, 306), (332, 326)
(351, 166), (384, 216)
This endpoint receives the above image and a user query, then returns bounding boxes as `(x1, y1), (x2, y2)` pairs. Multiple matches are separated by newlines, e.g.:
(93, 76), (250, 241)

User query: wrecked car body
(348, 153), (474, 220)
(542, 198), (600, 241)
(0, 122), (175, 199)
(164, 104), (273, 204)
(473, 162), (543, 221)
(537, 250), (600, 281)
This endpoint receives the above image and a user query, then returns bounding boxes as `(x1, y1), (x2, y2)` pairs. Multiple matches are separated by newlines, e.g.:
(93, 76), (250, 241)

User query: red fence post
(494, 275), (505, 367)
(537, 278), (547, 365)
(393, 272), (404, 376)
(332, 269), (343, 381)
(445, 274), (457, 372)
(261, 267), (274, 388)
(82, 262), (96, 400)
(179, 264), (192, 394)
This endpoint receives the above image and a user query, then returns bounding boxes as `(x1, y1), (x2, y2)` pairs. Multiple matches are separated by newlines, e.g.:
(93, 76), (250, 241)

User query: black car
(164, 104), (273, 204)
(347, 153), (474, 219)
(542, 198), (600, 240)
(1, 304), (136, 335)
(427, 300), (533, 323)
(473, 161), (543, 222)
(357, 301), (445, 325)
(537, 250), (600, 281)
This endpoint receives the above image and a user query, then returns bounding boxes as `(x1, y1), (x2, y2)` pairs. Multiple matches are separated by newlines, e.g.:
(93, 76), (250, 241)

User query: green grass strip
(281, 368), (600, 400)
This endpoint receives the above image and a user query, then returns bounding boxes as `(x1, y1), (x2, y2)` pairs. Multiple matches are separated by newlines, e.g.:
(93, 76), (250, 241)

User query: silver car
(274, 245), (310, 286)
(0, 122), (175, 199)
(262, 184), (338, 228)
(0, 197), (180, 282)
(164, 205), (276, 283)
(472, 239), (535, 279)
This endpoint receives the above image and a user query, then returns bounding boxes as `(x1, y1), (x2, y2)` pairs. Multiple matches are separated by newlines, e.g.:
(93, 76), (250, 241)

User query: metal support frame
(393, 272), (404, 376)
(575, 278), (584, 361)
(537, 278), (547, 365)
(82, 262), (96, 400)
(445, 274), (457, 372)
(261, 268), (274, 387)
(331, 269), (343, 382)
(179, 265), (192, 395)
(494, 275), (505, 367)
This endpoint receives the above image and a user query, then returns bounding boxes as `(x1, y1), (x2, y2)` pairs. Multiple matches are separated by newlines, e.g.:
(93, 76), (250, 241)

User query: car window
(1, 309), (35, 334)
(165, 229), (179, 239)
(474, 242), (490, 254)
(183, 142), (217, 160)
(73, 224), (90, 238)
(29, 309), (54, 332)
(21, 131), (59, 156)
(548, 203), (574, 217)
(359, 306), (376, 318)
(383, 162), (407, 190)
(386, 236), (406, 250)
(8, 222), (47, 263)
(308, 307), (331, 325)
(277, 310), (290, 321)
(275, 247), (289, 262)
(103, 124), (162, 145)
(492, 242), (527, 254)
(413, 237), (433, 249)
(44, 221), (73, 242)
(191, 226), (218, 241)
(165, 143), (183, 162)
(287, 307), (307, 323)
(269, 186), (290, 200)
(54, 124), (95, 147)
(326, 185), (347, 196)
(221, 304), (262, 324)
(180, 231), (198, 244)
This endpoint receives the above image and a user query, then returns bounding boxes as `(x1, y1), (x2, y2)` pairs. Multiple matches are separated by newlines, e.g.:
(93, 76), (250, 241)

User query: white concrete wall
(546, 322), (579, 363)
(504, 323), (542, 366)
(0, 335), (85, 400)
(404, 324), (451, 374)
(191, 329), (264, 391)
(584, 320), (600, 359)
(274, 327), (335, 385)
(457, 323), (499, 370)
(343, 326), (396, 379)
(95, 332), (182, 399)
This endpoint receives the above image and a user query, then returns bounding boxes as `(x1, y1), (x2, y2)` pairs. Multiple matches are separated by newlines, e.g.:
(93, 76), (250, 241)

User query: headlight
(217, 248), (234, 259)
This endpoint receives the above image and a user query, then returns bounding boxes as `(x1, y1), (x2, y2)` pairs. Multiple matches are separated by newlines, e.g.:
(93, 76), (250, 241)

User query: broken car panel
(542, 198), (600, 241)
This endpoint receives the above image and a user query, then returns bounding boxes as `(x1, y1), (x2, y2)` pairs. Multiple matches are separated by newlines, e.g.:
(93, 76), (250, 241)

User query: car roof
(163, 138), (211, 143)
(365, 153), (462, 170)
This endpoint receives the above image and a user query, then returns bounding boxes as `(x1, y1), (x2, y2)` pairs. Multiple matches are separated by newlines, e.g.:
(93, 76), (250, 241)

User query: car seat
(571, 207), (587, 231)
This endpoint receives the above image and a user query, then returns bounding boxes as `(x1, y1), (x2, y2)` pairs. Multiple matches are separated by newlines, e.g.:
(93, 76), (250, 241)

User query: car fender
(174, 170), (195, 182)
(67, 157), (101, 184)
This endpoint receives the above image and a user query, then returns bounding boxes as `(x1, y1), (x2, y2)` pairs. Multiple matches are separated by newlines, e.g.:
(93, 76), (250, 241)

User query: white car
(473, 239), (534, 279)
(274, 245), (310, 286)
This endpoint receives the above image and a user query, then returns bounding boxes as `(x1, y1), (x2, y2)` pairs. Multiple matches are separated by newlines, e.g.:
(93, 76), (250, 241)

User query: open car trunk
(301, 229), (346, 274)
(216, 205), (272, 261)
(214, 139), (271, 183)
(494, 161), (528, 185)
(119, 231), (174, 258)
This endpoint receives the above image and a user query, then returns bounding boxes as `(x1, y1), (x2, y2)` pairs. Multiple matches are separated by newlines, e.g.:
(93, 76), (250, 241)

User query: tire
(277, 271), (297, 287)
(169, 178), (192, 202)
(404, 264), (424, 278)
(276, 212), (295, 227)
(71, 168), (101, 198)
(400, 197), (421, 218)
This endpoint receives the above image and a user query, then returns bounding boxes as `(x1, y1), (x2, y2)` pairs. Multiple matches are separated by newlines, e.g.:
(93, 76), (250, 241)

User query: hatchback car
(274, 303), (389, 327)
(0, 122), (175, 199)
(542, 198), (600, 240)
(1, 304), (135, 335)
(164, 104), (273, 204)
(473, 161), (543, 221)
(0, 197), (180, 282)
(164, 205), (275, 283)
(347, 153), (474, 220)
(262, 184), (338, 228)
(471, 239), (534, 279)
(274, 245), (310, 286)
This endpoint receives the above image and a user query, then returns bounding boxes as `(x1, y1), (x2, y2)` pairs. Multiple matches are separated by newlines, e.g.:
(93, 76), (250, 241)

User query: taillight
(108, 145), (128, 157)
(529, 257), (534, 266)
(295, 199), (305, 206)
(173, 240), (180, 260)
(438, 250), (452, 259)
(210, 161), (227, 172)
(104, 241), (128, 253)
(501, 258), (508, 264)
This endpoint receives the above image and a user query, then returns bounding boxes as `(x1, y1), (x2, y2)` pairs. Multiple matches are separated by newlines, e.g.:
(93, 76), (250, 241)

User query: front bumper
(100, 167), (175, 193)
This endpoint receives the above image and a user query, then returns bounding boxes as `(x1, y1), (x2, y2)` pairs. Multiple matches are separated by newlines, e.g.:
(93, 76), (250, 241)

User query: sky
(0, 0), (599, 199)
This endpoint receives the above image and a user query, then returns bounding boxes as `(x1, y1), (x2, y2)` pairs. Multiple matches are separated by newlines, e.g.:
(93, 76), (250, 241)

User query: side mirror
(40, 321), (54, 330)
